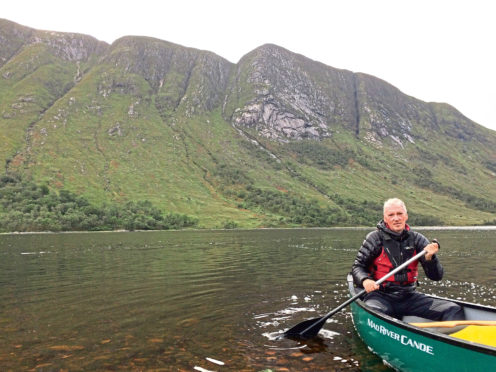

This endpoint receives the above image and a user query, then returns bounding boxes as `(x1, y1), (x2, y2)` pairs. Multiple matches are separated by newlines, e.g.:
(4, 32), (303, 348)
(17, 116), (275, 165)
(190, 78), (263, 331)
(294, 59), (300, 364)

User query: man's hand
(424, 241), (439, 261)
(363, 278), (380, 293)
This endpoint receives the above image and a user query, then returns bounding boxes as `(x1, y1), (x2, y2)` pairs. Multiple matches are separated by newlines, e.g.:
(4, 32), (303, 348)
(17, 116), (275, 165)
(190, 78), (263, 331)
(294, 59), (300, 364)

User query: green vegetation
(236, 186), (383, 226)
(0, 174), (197, 232)
(288, 141), (372, 170)
(238, 186), (345, 226)
(1, 20), (495, 231)
(412, 166), (496, 213)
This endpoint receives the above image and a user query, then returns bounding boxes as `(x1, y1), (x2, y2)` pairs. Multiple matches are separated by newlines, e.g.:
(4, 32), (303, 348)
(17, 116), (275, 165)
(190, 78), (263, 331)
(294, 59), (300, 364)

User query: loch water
(1, 228), (495, 371)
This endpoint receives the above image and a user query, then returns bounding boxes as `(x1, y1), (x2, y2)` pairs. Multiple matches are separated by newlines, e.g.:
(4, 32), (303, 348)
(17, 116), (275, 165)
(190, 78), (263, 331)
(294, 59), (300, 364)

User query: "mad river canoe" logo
(367, 318), (434, 355)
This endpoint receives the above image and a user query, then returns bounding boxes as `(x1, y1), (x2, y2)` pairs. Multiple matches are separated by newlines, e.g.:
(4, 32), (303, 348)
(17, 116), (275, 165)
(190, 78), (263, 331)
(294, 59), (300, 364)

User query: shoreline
(1, 225), (496, 235)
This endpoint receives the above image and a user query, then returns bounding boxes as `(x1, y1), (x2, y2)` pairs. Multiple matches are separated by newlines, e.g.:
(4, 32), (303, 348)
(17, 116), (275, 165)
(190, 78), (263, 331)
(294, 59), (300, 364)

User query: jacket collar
(377, 220), (410, 239)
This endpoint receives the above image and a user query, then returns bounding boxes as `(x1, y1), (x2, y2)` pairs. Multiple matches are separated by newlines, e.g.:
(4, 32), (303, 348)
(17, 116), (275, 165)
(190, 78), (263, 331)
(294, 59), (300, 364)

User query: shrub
(0, 173), (198, 232)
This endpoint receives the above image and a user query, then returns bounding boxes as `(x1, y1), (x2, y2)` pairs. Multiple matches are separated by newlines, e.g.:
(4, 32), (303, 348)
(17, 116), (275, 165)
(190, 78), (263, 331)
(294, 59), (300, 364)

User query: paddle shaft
(298, 249), (428, 337)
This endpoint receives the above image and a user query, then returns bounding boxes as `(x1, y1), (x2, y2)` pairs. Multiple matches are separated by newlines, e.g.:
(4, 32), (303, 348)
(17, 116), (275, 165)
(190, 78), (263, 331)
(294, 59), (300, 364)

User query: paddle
(282, 249), (428, 340)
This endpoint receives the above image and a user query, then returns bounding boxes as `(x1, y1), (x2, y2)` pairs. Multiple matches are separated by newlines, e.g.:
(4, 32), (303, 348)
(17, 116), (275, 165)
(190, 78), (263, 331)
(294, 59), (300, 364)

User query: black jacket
(351, 220), (444, 289)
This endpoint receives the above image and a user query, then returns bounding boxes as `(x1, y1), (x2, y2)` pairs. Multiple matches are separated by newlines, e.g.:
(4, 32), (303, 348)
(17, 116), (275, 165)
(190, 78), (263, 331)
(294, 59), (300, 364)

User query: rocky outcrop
(232, 98), (324, 140)
(225, 44), (358, 141)
(355, 73), (424, 148)
(0, 19), (34, 68)
(223, 43), (487, 148)
(1, 18), (495, 228)
(0, 18), (107, 64)
(31, 30), (108, 62)
(105, 36), (233, 115)
(1, 18), (491, 149)
(224, 44), (363, 141)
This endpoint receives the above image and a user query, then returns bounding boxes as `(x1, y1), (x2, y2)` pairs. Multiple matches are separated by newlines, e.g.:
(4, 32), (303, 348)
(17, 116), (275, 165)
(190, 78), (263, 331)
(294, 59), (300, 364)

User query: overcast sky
(3, 0), (495, 131)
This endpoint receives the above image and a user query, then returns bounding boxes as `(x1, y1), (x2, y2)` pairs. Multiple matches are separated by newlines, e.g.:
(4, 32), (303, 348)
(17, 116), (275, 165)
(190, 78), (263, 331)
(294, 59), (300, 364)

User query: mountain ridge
(1, 18), (495, 230)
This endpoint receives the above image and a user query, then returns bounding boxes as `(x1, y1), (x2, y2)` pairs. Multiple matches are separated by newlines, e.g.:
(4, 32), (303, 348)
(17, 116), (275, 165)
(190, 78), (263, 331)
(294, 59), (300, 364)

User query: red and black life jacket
(369, 231), (418, 286)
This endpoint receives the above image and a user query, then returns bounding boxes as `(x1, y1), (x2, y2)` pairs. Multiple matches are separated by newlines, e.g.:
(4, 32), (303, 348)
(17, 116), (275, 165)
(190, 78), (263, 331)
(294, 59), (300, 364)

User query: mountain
(1, 18), (495, 229)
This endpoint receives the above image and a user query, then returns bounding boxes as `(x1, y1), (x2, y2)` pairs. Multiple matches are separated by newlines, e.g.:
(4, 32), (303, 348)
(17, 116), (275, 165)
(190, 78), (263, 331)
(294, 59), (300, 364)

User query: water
(0, 228), (495, 371)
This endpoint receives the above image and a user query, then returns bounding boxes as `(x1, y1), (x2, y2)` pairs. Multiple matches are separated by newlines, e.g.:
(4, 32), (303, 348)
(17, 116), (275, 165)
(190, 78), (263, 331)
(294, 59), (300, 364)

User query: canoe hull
(348, 275), (496, 371)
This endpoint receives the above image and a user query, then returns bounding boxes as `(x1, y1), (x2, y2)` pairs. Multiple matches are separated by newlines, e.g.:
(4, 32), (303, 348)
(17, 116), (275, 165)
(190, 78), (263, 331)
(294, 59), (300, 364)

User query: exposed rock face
(225, 44), (357, 141)
(0, 19), (33, 67)
(1, 17), (495, 227)
(0, 19), (108, 64)
(0, 18), (490, 150)
(232, 99), (323, 140)
(223, 44), (486, 148)
(31, 31), (108, 62)
(355, 73), (421, 148)
(224, 44), (432, 146)
(105, 36), (233, 114)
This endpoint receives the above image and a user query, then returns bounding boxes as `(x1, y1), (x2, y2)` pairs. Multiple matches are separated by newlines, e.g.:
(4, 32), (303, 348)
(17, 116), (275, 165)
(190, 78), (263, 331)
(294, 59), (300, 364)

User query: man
(351, 198), (464, 321)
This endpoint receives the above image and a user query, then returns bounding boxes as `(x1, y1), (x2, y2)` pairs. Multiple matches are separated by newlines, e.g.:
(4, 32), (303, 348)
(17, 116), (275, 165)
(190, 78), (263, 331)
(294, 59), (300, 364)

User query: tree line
(0, 174), (198, 232)
(238, 186), (382, 227)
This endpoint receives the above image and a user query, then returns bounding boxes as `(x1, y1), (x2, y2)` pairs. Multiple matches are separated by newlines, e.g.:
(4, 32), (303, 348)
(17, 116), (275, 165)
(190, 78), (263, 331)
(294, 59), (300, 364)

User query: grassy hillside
(1, 19), (495, 231)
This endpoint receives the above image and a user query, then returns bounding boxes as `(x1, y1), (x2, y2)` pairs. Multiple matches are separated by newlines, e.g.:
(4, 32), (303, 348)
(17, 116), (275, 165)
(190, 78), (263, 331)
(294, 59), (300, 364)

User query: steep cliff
(224, 44), (357, 140)
(1, 18), (495, 228)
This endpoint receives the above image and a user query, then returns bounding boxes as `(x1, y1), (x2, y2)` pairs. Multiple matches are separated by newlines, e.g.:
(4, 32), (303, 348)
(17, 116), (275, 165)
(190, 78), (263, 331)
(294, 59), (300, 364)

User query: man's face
(384, 203), (408, 233)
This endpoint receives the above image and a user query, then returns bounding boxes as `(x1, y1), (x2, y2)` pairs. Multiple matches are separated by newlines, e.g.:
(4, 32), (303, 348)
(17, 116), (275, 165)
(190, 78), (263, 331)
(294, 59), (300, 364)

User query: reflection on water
(0, 228), (495, 371)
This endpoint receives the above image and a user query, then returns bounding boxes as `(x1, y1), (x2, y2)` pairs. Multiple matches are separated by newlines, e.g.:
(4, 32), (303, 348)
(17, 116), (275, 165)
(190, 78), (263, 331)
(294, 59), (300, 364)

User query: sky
(3, 0), (495, 131)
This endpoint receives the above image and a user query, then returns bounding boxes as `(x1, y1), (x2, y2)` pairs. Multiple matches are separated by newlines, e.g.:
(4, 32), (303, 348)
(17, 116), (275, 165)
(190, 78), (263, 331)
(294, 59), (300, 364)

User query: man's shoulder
(365, 229), (382, 243)
(407, 229), (429, 246)
(407, 229), (426, 239)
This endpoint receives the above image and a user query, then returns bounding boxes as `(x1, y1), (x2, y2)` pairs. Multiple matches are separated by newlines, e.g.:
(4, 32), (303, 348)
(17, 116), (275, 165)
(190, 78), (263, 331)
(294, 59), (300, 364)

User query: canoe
(347, 274), (496, 371)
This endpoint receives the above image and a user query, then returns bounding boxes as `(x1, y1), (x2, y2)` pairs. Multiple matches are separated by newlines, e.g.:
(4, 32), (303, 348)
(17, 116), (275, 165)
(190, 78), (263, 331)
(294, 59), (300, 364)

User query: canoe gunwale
(346, 274), (496, 356)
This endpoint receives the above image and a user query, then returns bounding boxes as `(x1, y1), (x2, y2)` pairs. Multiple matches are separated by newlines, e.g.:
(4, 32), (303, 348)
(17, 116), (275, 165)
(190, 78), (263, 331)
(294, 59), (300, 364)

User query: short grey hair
(383, 198), (407, 214)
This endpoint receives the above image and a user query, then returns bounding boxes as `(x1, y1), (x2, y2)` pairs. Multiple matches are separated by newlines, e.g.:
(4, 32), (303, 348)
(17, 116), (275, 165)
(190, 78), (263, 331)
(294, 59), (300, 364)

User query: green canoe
(347, 274), (496, 371)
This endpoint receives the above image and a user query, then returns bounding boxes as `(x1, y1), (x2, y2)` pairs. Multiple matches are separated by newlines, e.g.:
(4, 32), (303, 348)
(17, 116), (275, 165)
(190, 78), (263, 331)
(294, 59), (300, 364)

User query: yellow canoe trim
(410, 320), (496, 328)
(449, 325), (496, 347)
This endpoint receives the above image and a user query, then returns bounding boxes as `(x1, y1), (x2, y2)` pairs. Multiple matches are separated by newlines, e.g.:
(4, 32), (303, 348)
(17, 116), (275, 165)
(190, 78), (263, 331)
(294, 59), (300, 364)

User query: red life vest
(370, 232), (418, 286)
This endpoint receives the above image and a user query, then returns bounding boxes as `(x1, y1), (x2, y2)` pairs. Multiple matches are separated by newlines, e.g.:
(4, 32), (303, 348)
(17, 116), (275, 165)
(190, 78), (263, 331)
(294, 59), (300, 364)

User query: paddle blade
(283, 317), (325, 340)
